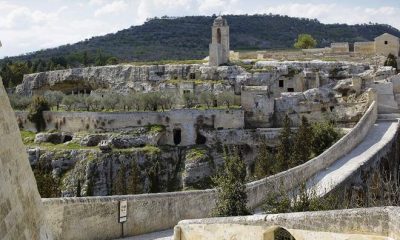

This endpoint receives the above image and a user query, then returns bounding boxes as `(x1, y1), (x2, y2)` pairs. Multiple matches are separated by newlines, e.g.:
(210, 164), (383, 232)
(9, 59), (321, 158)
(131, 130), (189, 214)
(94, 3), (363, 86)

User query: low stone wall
(42, 101), (377, 239)
(43, 190), (217, 240)
(175, 207), (399, 239)
(16, 109), (244, 146)
(354, 42), (375, 55)
(246, 100), (377, 207)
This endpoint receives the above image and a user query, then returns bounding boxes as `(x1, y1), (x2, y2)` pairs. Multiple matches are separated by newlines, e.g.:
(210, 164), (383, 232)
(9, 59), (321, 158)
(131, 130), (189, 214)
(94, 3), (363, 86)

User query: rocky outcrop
(34, 131), (73, 144)
(16, 64), (245, 96)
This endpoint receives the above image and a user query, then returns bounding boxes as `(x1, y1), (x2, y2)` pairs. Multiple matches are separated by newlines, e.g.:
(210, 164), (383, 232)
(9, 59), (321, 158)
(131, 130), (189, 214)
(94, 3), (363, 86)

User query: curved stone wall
(43, 101), (378, 239)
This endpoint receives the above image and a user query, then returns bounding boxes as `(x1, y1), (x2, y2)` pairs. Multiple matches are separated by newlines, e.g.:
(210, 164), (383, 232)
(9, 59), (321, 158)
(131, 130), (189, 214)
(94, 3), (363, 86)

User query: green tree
(182, 91), (197, 108)
(294, 34), (317, 49)
(199, 91), (215, 109)
(384, 53), (398, 70)
(290, 116), (313, 167)
(28, 96), (50, 132)
(213, 147), (249, 217)
(311, 121), (341, 155)
(44, 91), (65, 110)
(217, 91), (235, 108)
(275, 115), (292, 171)
(254, 138), (275, 179)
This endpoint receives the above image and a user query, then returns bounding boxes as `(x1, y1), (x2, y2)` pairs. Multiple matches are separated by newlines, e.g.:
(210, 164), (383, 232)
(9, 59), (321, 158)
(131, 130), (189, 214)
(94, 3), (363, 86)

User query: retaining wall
(16, 109), (244, 146)
(42, 101), (377, 239)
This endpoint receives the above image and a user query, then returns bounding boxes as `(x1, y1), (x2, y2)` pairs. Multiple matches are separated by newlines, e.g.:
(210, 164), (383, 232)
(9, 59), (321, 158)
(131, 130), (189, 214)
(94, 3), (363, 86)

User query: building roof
(375, 33), (399, 41)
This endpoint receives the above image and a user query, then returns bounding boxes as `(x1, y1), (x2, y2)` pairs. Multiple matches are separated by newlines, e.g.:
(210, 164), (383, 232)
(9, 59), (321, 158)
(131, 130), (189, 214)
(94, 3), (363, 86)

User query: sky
(1, 0), (400, 58)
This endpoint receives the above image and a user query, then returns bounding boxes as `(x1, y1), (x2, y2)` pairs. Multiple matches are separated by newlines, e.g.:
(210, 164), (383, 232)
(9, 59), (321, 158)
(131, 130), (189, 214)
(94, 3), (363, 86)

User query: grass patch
(164, 79), (225, 85)
(20, 130), (36, 145)
(132, 145), (161, 155)
(186, 148), (208, 163)
(127, 59), (207, 66)
(147, 124), (166, 134)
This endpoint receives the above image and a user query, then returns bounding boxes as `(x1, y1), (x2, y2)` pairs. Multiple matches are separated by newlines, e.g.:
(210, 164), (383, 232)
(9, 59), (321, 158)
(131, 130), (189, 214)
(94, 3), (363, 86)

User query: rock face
(0, 79), (52, 239)
(16, 64), (245, 96)
(34, 132), (73, 144)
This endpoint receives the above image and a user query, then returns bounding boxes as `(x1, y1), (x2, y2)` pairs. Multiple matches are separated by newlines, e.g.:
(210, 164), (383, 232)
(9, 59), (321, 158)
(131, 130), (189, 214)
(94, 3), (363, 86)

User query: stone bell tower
(209, 16), (230, 66)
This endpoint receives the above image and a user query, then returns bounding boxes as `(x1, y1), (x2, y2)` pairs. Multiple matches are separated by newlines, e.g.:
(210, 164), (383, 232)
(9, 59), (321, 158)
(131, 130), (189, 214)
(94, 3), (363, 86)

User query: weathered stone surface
(80, 134), (108, 147)
(15, 64), (245, 96)
(0, 79), (52, 239)
(34, 132), (73, 144)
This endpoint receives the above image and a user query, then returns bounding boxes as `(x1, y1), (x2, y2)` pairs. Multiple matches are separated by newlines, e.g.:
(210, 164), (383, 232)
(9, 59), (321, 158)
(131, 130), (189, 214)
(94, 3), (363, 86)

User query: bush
(8, 94), (32, 110)
(28, 96), (50, 132)
(294, 34), (317, 49)
(311, 121), (342, 155)
(384, 53), (397, 70)
(182, 92), (197, 108)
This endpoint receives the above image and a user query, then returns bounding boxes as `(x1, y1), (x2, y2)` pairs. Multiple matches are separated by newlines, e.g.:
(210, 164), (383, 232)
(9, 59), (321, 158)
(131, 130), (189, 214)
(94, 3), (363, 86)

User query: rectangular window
(287, 88), (294, 92)
(279, 80), (284, 88)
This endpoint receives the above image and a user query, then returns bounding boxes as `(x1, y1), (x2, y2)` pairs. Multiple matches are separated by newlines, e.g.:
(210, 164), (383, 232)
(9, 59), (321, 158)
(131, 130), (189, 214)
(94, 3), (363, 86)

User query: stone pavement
(308, 121), (399, 196)
(117, 229), (173, 240)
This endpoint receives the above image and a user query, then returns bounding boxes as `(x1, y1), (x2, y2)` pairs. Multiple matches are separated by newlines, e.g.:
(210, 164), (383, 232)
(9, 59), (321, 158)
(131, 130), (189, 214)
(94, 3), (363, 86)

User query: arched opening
(217, 28), (221, 44)
(173, 128), (182, 145)
(263, 226), (297, 240)
(273, 228), (296, 240)
(63, 135), (73, 143)
(196, 131), (207, 145)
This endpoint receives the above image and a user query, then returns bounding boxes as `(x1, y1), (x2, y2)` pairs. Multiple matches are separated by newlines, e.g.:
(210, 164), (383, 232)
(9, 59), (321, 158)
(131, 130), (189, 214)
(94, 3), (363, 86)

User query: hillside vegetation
(1, 14), (399, 88)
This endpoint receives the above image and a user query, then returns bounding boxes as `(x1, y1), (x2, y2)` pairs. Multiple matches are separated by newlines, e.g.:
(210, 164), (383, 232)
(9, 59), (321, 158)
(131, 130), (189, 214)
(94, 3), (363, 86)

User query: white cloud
(94, 0), (128, 17)
(89, 0), (105, 6)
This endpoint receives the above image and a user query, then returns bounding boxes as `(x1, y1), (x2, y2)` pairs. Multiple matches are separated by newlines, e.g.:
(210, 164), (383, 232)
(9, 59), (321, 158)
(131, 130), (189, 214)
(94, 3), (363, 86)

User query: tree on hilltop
(294, 34), (317, 49)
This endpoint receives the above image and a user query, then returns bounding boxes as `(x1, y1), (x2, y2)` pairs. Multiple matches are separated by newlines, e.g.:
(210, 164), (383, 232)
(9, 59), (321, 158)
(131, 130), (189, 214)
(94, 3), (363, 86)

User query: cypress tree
(254, 137), (275, 179)
(276, 115), (293, 171)
(290, 116), (313, 167)
(213, 147), (249, 217)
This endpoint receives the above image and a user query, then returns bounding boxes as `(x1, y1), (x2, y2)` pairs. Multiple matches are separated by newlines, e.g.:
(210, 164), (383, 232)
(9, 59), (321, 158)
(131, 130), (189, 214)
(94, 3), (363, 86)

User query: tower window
(217, 28), (221, 44)
(385, 41), (388, 45)
(279, 80), (284, 88)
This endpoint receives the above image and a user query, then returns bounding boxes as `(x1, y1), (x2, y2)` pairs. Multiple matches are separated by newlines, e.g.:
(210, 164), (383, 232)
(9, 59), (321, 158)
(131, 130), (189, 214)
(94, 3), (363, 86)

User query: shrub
(275, 115), (292, 171)
(311, 121), (342, 155)
(28, 96), (50, 132)
(294, 34), (317, 49)
(384, 53), (397, 70)
(8, 94), (32, 110)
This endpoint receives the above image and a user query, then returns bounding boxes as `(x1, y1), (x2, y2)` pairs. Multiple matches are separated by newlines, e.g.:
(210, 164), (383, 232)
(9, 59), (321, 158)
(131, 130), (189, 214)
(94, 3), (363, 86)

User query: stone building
(209, 16), (230, 66)
(375, 33), (400, 57)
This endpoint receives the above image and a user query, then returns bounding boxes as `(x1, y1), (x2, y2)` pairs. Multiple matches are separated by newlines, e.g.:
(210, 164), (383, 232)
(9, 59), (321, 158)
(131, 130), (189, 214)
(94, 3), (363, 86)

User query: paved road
(117, 229), (173, 240)
(308, 121), (399, 196)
